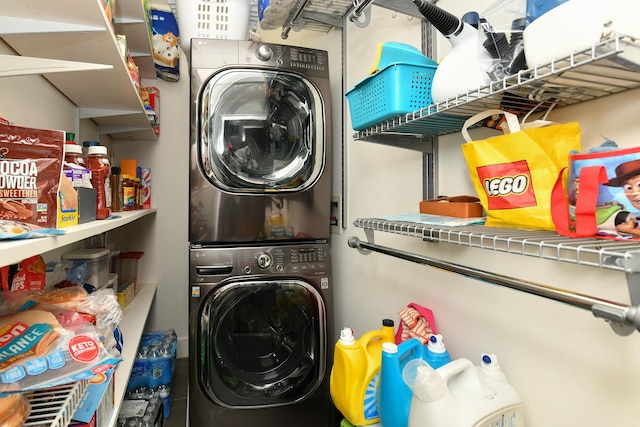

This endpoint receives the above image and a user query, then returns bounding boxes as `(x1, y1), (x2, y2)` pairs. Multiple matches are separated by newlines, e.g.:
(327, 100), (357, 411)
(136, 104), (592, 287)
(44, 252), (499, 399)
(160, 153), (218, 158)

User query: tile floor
(165, 357), (188, 427)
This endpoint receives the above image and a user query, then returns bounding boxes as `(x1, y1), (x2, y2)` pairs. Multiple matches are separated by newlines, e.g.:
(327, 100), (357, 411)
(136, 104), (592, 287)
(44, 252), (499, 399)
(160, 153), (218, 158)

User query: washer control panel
(190, 244), (329, 279)
(241, 245), (327, 275)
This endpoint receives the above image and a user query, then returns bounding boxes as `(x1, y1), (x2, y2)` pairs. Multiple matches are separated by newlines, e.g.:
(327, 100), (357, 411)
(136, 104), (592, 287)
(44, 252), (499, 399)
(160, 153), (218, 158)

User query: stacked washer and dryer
(188, 39), (335, 426)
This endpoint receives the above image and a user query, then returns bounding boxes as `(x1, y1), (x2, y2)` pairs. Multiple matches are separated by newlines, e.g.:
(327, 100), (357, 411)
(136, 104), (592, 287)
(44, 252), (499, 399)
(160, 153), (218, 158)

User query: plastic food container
(61, 248), (110, 288)
(119, 252), (144, 293)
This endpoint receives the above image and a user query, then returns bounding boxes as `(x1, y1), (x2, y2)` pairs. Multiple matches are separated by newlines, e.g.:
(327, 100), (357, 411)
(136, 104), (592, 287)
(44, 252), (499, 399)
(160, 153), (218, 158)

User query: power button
(256, 252), (272, 269)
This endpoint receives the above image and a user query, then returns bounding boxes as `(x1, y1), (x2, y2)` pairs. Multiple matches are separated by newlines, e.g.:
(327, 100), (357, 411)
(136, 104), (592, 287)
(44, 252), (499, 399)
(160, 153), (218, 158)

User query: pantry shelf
(353, 35), (640, 144)
(20, 283), (157, 427)
(0, 209), (157, 267)
(351, 217), (640, 335)
(353, 217), (640, 273)
(0, 0), (157, 141)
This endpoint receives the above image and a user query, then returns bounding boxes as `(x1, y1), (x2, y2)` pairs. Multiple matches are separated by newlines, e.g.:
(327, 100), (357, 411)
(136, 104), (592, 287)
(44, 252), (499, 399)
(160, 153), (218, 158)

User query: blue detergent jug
(375, 338), (422, 427)
(423, 334), (452, 369)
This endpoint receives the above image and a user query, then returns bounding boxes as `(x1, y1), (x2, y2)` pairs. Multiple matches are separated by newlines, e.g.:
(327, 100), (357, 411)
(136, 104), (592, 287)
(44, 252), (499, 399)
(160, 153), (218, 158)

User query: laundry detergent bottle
(423, 334), (452, 369)
(375, 338), (423, 427)
(330, 319), (395, 426)
(407, 357), (526, 427)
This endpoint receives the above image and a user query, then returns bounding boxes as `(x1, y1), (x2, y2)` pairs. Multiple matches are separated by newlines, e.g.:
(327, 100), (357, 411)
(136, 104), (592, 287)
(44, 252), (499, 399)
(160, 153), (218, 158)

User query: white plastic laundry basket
(176, 0), (251, 52)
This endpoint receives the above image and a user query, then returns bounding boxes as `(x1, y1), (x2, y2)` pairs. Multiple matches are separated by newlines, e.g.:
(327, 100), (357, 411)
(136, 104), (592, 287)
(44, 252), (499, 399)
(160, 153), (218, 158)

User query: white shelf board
(0, 54), (112, 77)
(0, 0), (157, 140)
(0, 209), (157, 267)
(107, 283), (157, 427)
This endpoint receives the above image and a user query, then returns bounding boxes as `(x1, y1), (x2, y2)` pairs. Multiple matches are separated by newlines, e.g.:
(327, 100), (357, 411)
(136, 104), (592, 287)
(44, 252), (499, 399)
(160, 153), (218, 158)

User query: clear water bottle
(141, 415), (153, 427)
(137, 346), (150, 359)
(158, 383), (171, 398)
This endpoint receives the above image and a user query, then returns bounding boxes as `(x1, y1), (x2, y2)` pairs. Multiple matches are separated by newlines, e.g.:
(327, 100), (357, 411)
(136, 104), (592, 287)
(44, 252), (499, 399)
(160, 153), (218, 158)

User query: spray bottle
(412, 0), (493, 103)
(330, 320), (395, 426)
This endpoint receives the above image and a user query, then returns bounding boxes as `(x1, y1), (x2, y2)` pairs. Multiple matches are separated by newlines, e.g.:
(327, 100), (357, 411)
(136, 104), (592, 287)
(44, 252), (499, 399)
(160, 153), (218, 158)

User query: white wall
(334, 2), (640, 426)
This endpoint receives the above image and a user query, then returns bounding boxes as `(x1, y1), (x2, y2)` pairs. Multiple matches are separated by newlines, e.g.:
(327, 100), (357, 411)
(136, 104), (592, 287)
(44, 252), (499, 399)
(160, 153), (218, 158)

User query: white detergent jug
(407, 357), (525, 427)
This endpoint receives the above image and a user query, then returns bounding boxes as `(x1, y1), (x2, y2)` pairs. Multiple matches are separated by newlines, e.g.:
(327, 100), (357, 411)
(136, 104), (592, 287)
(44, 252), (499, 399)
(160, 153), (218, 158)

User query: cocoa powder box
(0, 123), (65, 229)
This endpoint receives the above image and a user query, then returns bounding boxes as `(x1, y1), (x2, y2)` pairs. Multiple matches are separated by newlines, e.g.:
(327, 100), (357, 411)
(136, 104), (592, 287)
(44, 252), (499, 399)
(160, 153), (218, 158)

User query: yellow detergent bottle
(330, 319), (395, 426)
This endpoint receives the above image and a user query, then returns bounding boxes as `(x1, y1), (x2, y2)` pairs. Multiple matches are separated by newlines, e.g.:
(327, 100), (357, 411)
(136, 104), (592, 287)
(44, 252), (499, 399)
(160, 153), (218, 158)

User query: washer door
(197, 279), (326, 408)
(198, 68), (325, 194)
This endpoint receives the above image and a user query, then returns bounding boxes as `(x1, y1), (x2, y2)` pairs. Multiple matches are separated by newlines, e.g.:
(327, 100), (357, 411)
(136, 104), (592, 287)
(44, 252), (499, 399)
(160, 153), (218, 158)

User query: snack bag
(151, 7), (180, 82)
(0, 302), (120, 393)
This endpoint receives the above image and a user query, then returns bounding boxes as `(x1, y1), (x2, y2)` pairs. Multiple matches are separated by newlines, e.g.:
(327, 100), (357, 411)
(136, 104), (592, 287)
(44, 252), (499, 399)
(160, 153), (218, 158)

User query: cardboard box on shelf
(140, 87), (160, 136)
(58, 175), (78, 228)
(70, 368), (115, 427)
(139, 167), (151, 209)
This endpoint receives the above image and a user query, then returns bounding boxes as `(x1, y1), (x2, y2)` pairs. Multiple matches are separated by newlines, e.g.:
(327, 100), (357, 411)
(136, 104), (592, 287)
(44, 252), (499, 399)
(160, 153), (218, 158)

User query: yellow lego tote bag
(461, 109), (581, 231)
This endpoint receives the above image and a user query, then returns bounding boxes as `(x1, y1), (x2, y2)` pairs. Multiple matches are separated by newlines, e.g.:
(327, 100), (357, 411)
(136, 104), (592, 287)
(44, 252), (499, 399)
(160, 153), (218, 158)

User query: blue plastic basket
(346, 62), (438, 131)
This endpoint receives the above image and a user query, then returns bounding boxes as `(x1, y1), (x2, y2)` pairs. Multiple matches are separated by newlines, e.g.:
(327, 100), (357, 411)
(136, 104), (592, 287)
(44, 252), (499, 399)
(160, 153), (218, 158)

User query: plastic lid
(339, 328), (355, 345)
(83, 140), (100, 147)
(64, 144), (83, 154)
(120, 251), (144, 259)
(478, 353), (507, 384)
(87, 145), (108, 156)
(413, 365), (445, 402)
(111, 166), (121, 174)
(382, 318), (394, 327)
(382, 342), (398, 354)
(427, 334), (447, 353)
(62, 248), (110, 260)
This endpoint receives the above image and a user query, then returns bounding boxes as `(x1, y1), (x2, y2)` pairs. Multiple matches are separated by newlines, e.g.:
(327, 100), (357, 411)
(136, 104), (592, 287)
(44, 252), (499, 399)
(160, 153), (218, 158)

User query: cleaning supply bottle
(407, 357), (526, 427)
(330, 320), (395, 426)
(412, 0), (493, 103)
(423, 334), (452, 369)
(376, 338), (423, 427)
(476, 353), (526, 425)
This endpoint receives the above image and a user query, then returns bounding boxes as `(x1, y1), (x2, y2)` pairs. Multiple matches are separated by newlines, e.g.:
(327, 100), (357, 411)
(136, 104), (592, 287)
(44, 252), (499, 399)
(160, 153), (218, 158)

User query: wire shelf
(24, 381), (88, 427)
(354, 35), (640, 141)
(354, 218), (640, 273)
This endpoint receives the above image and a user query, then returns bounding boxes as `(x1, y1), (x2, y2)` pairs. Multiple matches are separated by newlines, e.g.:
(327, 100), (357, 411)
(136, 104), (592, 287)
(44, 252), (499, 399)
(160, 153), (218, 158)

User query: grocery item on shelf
(125, 330), (177, 420)
(140, 87), (160, 135)
(85, 146), (111, 220)
(151, 8), (180, 82)
(0, 123), (65, 229)
(0, 305), (120, 393)
(1, 255), (46, 292)
(62, 249), (111, 289)
(70, 367), (115, 427)
(0, 394), (30, 427)
(140, 167), (151, 209)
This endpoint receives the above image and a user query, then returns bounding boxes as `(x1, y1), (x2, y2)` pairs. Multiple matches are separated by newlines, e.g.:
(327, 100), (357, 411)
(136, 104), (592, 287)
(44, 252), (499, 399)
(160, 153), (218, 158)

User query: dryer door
(197, 279), (327, 408)
(198, 68), (325, 194)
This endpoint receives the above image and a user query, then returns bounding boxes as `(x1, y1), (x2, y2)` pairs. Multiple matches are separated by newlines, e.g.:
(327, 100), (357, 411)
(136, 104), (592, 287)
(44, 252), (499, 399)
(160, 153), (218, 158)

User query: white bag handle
(461, 109), (521, 143)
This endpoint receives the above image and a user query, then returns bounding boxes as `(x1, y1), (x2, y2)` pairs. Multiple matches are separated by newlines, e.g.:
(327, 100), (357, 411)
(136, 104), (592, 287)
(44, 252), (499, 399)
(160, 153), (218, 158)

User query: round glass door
(199, 280), (326, 408)
(198, 68), (325, 193)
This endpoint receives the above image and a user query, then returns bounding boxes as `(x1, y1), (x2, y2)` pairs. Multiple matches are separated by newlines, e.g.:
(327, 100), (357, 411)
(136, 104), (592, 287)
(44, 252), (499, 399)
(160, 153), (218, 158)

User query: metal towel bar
(348, 236), (640, 336)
